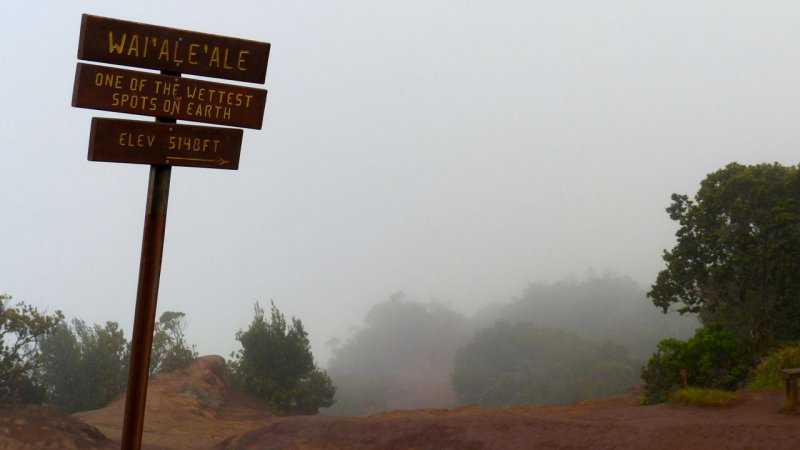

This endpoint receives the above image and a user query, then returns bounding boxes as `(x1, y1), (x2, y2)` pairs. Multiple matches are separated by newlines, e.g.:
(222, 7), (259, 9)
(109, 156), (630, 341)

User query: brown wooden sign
(88, 118), (243, 170)
(72, 63), (267, 129)
(77, 14), (270, 84)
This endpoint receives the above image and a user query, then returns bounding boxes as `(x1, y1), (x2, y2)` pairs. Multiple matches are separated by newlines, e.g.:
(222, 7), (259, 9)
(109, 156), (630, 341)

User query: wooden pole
(121, 74), (178, 449)
(121, 162), (171, 449)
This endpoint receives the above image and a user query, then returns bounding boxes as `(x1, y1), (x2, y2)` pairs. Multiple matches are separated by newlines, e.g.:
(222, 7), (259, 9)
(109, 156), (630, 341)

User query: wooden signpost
(77, 14), (270, 83)
(72, 14), (269, 450)
(73, 63), (267, 129)
(89, 118), (243, 169)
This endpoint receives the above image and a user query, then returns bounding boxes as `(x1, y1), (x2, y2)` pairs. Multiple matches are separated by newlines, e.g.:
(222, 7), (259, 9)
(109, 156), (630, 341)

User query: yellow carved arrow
(166, 155), (230, 166)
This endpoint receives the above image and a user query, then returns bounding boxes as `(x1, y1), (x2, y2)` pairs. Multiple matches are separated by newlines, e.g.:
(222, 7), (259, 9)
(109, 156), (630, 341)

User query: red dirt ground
(215, 389), (800, 450)
(3, 356), (800, 449)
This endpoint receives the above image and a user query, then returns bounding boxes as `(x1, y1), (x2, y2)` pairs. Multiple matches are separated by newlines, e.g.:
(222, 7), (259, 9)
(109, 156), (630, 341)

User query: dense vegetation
(328, 279), (695, 414)
(149, 311), (198, 375)
(229, 301), (335, 415)
(649, 162), (800, 355)
(748, 344), (800, 389)
(452, 321), (639, 406)
(0, 294), (62, 404)
(644, 163), (800, 403)
(473, 275), (697, 360)
(640, 325), (750, 404)
(0, 295), (207, 413)
(41, 319), (129, 414)
(1, 293), (334, 416)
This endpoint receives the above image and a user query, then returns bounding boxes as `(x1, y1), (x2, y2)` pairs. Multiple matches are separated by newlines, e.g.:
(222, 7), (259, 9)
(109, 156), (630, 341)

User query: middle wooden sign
(72, 62), (267, 129)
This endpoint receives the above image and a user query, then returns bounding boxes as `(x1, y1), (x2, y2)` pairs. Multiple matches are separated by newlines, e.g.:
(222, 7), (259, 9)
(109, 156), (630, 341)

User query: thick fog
(1, 1), (798, 371)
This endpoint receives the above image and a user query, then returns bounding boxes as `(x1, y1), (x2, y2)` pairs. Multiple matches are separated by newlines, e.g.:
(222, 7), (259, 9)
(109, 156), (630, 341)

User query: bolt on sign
(72, 14), (269, 450)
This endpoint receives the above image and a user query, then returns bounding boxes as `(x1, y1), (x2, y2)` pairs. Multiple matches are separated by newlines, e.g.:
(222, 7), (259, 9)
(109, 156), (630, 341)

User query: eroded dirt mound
(73, 355), (275, 449)
(0, 404), (114, 450)
(216, 389), (800, 450)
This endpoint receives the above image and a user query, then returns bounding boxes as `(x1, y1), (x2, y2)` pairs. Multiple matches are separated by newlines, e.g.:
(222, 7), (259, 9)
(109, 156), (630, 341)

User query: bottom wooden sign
(88, 118), (243, 170)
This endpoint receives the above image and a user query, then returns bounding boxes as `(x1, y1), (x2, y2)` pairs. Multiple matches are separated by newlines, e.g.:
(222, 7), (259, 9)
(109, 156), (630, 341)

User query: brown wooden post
(121, 162), (171, 450)
(780, 368), (800, 410)
(121, 82), (177, 449)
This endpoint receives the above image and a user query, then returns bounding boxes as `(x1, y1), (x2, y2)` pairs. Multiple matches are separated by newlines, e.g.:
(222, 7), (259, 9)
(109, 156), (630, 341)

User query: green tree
(39, 322), (83, 413)
(0, 294), (63, 404)
(649, 162), (800, 355)
(40, 319), (129, 413)
(230, 301), (335, 414)
(150, 311), (198, 375)
(452, 321), (639, 406)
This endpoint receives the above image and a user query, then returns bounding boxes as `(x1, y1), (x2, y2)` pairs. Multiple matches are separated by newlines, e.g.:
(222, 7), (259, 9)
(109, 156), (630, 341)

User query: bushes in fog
(39, 310), (197, 414)
(325, 293), (468, 415)
(0, 294), (63, 405)
(229, 301), (335, 415)
(640, 325), (750, 404)
(40, 319), (129, 414)
(472, 275), (698, 361)
(150, 311), (198, 375)
(452, 321), (639, 406)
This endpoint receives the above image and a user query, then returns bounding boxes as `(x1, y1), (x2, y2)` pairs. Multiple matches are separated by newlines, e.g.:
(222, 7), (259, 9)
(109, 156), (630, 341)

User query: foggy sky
(2, 1), (799, 364)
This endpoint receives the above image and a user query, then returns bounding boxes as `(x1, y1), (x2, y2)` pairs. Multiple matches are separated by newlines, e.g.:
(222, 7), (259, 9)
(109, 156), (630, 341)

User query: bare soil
(4, 356), (800, 449)
(215, 389), (800, 450)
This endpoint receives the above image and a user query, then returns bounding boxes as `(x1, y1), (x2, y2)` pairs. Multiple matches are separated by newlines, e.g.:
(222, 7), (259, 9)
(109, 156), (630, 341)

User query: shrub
(229, 301), (335, 414)
(452, 321), (639, 406)
(749, 343), (800, 389)
(641, 324), (750, 404)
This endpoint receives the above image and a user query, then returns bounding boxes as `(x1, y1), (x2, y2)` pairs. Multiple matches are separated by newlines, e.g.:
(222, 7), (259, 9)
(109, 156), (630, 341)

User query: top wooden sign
(77, 14), (270, 84)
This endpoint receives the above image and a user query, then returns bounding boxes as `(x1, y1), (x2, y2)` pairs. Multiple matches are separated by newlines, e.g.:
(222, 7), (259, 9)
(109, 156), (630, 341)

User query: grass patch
(667, 387), (738, 407)
(749, 343), (800, 389)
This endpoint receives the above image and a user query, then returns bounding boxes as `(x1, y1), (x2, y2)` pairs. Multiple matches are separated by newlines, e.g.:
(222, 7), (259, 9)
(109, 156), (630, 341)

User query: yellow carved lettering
(222, 48), (233, 69)
(237, 50), (248, 71)
(209, 46), (220, 68)
(127, 34), (139, 57)
(172, 40), (184, 64)
(158, 40), (170, 61)
(188, 44), (199, 65)
(108, 32), (125, 54)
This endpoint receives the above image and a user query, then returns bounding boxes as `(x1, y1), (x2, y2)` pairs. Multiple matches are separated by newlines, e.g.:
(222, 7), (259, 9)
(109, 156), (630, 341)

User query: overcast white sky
(2, 1), (799, 364)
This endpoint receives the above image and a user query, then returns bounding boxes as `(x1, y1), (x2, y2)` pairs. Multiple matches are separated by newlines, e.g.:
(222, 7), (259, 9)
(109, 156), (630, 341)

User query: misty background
(2, 1), (799, 372)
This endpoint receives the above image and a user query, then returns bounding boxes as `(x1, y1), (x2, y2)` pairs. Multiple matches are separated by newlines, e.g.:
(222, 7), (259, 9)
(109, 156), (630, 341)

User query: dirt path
(215, 390), (800, 450)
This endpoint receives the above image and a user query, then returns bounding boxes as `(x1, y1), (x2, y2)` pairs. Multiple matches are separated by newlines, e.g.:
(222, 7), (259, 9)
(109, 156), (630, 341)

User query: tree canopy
(649, 162), (800, 355)
(472, 275), (697, 360)
(0, 294), (63, 404)
(452, 321), (639, 406)
(230, 301), (335, 414)
(150, 311), (198, 375)
(40, 319), (129, 413)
